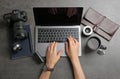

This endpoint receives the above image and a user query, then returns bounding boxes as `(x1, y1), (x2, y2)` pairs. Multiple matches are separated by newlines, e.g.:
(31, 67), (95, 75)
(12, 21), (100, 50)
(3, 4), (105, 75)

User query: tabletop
(0, 0), (120, 79)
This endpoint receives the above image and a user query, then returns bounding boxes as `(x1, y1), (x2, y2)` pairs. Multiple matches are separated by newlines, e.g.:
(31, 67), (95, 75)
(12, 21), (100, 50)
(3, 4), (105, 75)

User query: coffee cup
(86, 36), (102, 51)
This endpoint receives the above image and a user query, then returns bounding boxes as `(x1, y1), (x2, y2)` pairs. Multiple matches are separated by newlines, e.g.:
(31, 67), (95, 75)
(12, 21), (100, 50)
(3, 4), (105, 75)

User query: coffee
(87, 37), (101, 50)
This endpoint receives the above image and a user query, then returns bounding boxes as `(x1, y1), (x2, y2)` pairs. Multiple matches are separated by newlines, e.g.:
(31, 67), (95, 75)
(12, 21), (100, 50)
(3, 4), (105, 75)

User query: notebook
(81, 8), (119, 41)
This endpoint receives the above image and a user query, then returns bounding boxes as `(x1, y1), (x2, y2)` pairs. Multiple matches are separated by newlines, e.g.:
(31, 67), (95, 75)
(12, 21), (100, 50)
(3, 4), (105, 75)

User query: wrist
(70, 56), (79, 61)
(43, 64), (54, 72)
(70, 57), (80, 64)
(46, 63), (55, 69)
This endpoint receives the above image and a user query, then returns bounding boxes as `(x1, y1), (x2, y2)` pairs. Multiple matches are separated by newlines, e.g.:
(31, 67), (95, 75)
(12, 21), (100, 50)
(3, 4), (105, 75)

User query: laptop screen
(33, 7), (83, 26)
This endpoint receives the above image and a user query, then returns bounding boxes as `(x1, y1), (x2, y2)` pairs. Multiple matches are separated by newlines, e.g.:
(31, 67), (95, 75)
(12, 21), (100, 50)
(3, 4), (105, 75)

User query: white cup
(83, 26), (93, 36)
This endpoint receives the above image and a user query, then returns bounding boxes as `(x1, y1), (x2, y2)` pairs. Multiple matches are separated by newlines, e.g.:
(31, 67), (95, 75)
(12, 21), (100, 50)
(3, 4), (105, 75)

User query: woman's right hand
(65, 36), (79, 61)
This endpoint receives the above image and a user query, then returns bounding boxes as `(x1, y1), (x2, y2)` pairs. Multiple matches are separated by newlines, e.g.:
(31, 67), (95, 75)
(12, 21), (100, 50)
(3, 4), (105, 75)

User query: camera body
(4, 10), (28, 52)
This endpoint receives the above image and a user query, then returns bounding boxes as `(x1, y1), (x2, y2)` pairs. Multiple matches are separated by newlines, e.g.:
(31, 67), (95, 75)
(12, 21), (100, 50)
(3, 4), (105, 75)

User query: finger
(48, 42), (52, 51)
(50, 42), (53, 46)
(72, 37), (78, 46)
(47, 44), (50, 51)
(57, 50), (63, 60)
(67, 36), (72, 47)
(50, 42), (55, 52)
(69, 36), (75, 45)
(71, 37), (77, 44)
(65, 42), (68, 53)
(53, 42), (57, 53)
(46, 43), (52, 56)
(73, 38), (79, 44)
(72, 37), (79, 46)
(68, 36), (75, 46)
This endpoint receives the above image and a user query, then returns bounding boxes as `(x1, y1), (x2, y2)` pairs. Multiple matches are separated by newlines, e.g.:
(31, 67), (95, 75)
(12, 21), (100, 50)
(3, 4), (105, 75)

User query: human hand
(66, 8), (77, 18)
(65, 36), (79, 61)
(46, 42), (62, 68)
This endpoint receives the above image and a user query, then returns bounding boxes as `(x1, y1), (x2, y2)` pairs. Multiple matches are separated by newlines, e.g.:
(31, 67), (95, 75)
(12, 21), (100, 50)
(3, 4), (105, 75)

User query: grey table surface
(0, 0), (120, 79)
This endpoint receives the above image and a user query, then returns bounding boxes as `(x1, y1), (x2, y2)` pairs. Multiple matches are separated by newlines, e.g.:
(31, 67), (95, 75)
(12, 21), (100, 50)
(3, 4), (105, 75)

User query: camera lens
(12, 43), (22, 52)
(13, 21), (27, 40)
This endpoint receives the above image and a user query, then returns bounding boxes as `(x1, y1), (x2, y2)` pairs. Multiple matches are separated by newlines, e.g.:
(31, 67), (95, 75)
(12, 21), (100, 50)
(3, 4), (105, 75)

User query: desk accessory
(3, 10), (33, 59)
(82, 25), (93, 36)
(43, 64), (54, 72)
(86, 36), (107, 51)
(86, 36), (107, 55)
(97, 49), (105, 55)
(11, 25), (33, 59)
(3, 9), (28, 52)
(86, 36), (101, 50)
(81, 8), (119, 41)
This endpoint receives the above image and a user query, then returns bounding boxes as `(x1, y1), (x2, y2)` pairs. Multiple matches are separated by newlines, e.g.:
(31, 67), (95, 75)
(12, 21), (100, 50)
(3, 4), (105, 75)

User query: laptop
(33, 7), (83, 57)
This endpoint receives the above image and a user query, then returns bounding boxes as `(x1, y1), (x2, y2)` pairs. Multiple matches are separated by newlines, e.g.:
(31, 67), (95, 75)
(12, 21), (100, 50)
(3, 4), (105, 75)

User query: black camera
(4, 10), (28, 52)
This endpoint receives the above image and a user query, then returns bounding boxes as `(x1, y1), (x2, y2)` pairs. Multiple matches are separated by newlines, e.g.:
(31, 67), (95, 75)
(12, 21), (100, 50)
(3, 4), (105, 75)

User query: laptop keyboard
(38, 28), (79, 43)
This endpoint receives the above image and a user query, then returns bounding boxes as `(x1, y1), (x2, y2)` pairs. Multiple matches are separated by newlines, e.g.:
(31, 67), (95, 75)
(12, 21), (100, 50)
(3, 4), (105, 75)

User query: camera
(3, 10), (28, 52)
